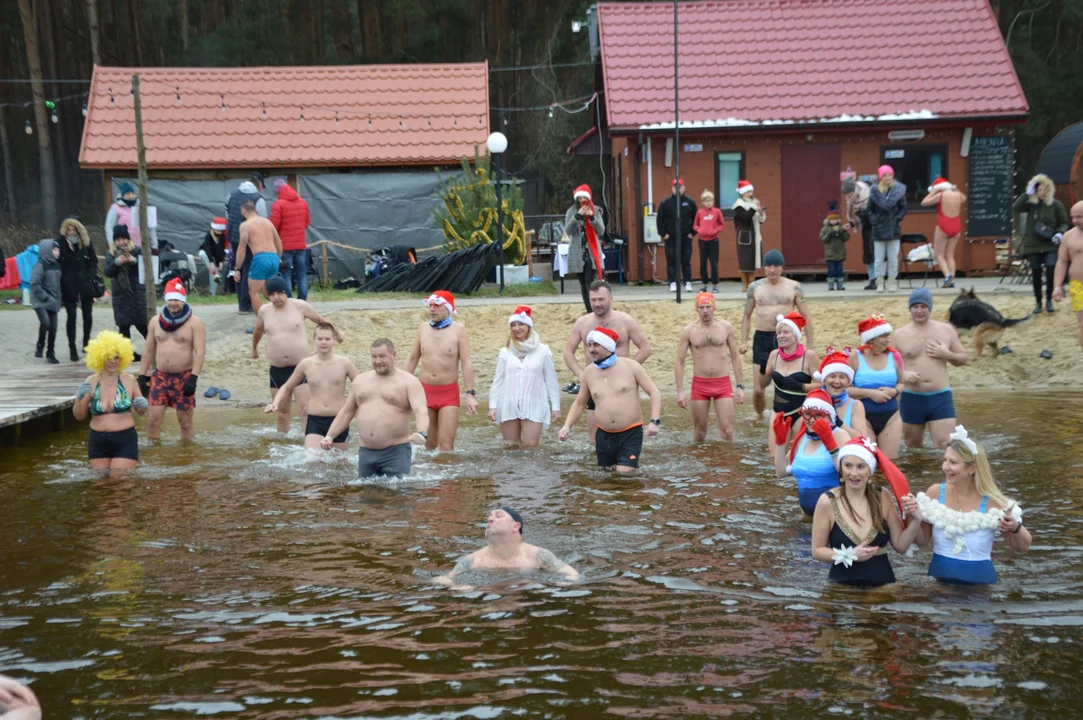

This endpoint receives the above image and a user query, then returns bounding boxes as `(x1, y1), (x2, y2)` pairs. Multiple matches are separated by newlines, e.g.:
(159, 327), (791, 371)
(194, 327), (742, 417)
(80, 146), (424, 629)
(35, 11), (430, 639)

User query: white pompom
(785, 465), (793, 475)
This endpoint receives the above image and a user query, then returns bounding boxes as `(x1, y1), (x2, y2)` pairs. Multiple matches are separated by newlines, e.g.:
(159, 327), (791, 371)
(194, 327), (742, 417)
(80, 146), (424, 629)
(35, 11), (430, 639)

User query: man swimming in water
(675, 291), (745, 441)
(434, 507), (580, 588)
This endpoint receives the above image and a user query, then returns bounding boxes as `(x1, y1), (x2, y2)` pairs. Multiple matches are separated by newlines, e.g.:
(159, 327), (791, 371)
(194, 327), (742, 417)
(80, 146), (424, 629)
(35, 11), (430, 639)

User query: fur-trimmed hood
(58, 217), (90, 247)
(1025, 174), (1056, 206)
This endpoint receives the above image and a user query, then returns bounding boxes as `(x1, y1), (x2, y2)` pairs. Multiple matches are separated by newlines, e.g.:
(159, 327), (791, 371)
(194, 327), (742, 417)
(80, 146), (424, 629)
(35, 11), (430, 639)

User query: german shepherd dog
(948, 288), (1032, 357)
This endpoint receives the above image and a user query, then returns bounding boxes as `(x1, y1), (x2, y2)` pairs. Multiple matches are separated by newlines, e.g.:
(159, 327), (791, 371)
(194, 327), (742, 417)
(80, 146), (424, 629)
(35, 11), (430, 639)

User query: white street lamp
(487, 132), (508, 293)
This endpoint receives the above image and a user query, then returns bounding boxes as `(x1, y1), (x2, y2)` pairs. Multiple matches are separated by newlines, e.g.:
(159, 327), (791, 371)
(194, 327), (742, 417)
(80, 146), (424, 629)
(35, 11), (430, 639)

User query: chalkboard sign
(967, 135), (1014, 237)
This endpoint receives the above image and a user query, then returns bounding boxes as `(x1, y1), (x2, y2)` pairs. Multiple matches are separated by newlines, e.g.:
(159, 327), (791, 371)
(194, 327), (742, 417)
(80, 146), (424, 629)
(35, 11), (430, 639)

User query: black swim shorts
(88, 426), (139, 461)
(596, 423), (644, 469)
(357, 443), (413, 479)
(753, 330), (778, 375)
(269, 365), (308, 389)
(305, 414), (348, 444)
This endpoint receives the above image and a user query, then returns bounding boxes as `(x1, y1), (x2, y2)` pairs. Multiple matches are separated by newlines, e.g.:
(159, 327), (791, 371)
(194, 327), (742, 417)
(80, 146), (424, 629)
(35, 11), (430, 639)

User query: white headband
(836, 438), (878, 472)
(949, 425), (978, 454)
(776, 314), (802, 338)
(586, 330), (616, 353)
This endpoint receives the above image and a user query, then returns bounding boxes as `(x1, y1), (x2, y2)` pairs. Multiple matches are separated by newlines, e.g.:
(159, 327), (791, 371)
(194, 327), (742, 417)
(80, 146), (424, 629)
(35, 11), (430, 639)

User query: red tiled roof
(79, 63), (490, 169)
(598, 0), (1028, 132)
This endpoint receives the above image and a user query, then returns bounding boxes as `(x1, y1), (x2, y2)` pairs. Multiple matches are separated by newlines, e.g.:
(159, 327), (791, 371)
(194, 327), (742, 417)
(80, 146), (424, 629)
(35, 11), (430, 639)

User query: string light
(47, 100), (57, 123)
(175, 86), (182, 106)
(262, 102), (267, 120)
(24, 120), (32, 135)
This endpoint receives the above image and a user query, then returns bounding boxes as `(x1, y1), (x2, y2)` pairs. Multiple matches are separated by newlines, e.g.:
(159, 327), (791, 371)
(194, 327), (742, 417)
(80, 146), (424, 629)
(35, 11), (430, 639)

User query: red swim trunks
(691, 376), (733, 401)
(937, 210), (962, 238)
(423, 381), (460, 410)
(149, 370), (195, 411)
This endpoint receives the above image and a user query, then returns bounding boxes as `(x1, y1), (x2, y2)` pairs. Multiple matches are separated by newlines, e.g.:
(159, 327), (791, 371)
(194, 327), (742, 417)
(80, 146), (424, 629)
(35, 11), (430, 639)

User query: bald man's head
(1072, 201), (1083, 229)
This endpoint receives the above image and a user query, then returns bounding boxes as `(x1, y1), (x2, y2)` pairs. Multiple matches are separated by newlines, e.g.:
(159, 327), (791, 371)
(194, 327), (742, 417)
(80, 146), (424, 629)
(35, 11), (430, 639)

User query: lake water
(1, 391), (1081, 718)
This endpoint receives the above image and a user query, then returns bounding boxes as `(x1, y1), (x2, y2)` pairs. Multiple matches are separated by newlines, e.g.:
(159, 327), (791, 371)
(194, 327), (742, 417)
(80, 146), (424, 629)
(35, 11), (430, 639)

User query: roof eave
(608, 113), (1030, 136)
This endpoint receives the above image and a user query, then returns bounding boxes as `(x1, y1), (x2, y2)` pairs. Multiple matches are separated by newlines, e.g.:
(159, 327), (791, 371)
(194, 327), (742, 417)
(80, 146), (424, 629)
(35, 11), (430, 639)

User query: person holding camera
(1013, 173), (1069, 314)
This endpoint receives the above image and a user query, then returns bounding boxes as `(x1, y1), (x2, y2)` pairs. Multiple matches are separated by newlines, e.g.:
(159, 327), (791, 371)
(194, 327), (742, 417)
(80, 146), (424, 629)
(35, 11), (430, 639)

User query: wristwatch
(465, 389), (477, 396)
(735, 383), (744, 389)
(419, 431), (428, 439)
(1011, 520), (1024, 534)
(650, 418), (662, 426)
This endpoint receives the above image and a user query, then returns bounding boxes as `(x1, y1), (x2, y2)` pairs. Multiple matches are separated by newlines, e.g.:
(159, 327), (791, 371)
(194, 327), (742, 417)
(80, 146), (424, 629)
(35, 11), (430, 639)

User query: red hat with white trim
(800, 389), (836, 423)
(210, 217), (227, 231)
(813, 346), (854, 383)
(858, 314), (893, 344)
(573, 184), (593, 202)
(928, 177), (953, 192)
(424, 290), (455, 315)
(586, 327), (618, 353)
(776, 311), (806, 338)
(835, 436), (912, 521)
(163, 277), (187, 302)
(737, 180), (754, 195)
(508, 305), (534, 328)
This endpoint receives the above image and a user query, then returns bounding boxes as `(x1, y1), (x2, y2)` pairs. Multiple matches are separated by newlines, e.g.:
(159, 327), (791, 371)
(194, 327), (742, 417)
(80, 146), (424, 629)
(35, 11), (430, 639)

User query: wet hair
(836, 457), (884, 530)
(84, 330), (135, 374)
(946, 440), (1014, 511)
(371, 337), (395, 353)
(314, 322), (337, 338)
(589, 279), (612, 294)
(241, 200), (256, 213)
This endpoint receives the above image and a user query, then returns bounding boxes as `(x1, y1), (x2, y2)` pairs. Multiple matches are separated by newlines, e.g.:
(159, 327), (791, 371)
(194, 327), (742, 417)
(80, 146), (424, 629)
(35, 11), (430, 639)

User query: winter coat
(57, 218), (98, 302)
(270, 184), (311, 251)
(200, 230), (227, 265)
(656, 193), (698, 244)
(226, 181), (267, 250)
(867, 181), (908, 241)
(1013, 175), (1069, 255)
(105, 196), (158, 249)
(563, 204), (606, 274)
(30, 239), (62, 312)
(103, 247), (147, 327)
(845, 180), (871, 225)
(820, 220), (849, 262)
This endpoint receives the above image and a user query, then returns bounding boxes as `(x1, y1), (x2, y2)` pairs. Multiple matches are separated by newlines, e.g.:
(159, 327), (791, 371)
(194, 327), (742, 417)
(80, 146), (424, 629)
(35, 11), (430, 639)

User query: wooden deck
(0, 363), (90, 441)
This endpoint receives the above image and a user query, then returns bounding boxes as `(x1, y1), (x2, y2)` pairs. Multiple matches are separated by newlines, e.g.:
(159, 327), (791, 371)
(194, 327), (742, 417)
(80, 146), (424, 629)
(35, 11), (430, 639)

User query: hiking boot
(864, 280), (877, 291)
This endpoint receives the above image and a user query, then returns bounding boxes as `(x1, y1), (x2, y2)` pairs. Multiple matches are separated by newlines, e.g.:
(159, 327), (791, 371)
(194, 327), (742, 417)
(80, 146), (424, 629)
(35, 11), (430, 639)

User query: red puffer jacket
(271, 184), (311, 251)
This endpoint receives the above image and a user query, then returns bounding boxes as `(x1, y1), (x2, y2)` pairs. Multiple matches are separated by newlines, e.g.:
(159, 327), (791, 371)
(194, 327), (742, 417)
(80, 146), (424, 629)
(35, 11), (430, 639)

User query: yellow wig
(84, 330), (135, 374)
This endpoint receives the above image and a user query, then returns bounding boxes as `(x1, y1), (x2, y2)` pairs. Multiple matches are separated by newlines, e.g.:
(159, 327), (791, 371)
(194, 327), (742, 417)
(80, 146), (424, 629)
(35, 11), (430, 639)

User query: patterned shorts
(149, 370), (195, 411)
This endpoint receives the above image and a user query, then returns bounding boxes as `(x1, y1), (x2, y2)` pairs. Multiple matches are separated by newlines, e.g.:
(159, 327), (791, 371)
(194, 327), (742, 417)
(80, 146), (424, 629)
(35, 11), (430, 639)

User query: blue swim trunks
(900, 388), (956, 425)
(249, 252), (280, 281)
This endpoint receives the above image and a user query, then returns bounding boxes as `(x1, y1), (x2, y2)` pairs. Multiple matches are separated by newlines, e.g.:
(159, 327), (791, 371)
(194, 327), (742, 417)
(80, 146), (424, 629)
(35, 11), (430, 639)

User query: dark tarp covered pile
(359, 243), (497, 294)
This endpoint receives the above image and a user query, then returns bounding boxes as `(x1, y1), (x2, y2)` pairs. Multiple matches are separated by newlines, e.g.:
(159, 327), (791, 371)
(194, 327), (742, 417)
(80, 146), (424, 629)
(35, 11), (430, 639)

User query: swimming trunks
(249, 252), (281, 281)
(269, 365), (307, 389)
(691, 375), (733, 401)
(752, 330), (778, 374)
(937, 208), (962, 238)
(596, 422), (644, 469)
(423, 381), (460, 410)
(149, 370), (196, 411)
(357, 443), (412, 478)
(900, 388), (955, 425)
(305, 414), (348, 444)
(1070, 279), (1083, 313)
(88, 426), (139, 460)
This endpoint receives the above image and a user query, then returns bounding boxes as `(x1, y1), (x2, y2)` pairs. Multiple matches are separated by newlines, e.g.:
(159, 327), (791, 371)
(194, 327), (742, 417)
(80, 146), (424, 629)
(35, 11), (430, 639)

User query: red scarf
(582, 202), (603, 272)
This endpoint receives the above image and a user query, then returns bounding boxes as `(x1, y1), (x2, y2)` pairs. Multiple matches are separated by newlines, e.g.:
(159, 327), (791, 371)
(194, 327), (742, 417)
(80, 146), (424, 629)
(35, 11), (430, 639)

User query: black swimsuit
(772, 350), (811, 416)
(826, 491), (895, 587)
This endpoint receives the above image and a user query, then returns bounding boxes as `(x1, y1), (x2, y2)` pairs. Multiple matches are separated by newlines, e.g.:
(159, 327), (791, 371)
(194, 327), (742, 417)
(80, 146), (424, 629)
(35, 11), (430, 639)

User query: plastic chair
(899, 233), (933, 288)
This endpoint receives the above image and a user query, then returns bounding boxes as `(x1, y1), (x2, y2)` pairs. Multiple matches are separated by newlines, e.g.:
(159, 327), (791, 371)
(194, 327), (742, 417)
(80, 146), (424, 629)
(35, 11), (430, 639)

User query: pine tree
(434, 148), (527, 264)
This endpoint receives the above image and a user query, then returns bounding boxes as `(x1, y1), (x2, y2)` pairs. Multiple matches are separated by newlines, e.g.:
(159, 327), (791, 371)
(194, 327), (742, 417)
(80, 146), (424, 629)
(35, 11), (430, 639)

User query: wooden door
(781, 144), (842, 267)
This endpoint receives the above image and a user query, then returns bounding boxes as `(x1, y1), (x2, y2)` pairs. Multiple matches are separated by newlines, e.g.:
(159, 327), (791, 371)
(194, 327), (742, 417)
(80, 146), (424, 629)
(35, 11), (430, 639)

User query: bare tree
(16, 0), (58, 228)
(179, 0), (188, 53)
(86, 0), (102, 65)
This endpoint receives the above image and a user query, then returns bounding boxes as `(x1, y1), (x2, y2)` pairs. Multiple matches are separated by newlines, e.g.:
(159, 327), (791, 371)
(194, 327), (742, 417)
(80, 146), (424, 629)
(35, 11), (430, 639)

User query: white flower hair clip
(831, 546), (859, 568)
(860, 437), (878, 452)
(949, 425), (978, 454)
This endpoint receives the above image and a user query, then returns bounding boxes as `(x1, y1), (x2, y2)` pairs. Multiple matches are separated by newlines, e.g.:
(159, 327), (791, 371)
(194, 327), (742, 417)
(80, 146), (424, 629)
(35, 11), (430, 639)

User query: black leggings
(698, 239), (719, 286)
(1028, 253), (1055, 304)
(577, 261), (596, 314)
(34, 307), (58, 353)
(65, 294), (93, 349)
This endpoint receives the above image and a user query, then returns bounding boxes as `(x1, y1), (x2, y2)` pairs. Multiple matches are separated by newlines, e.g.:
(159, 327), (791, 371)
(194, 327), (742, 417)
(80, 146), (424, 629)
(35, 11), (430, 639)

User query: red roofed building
(594, 0), (1028, 282)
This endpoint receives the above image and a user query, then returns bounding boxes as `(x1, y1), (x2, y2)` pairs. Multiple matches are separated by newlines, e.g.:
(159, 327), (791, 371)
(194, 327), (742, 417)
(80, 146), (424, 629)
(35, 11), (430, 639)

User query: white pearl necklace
(916, 492), (1022, 554)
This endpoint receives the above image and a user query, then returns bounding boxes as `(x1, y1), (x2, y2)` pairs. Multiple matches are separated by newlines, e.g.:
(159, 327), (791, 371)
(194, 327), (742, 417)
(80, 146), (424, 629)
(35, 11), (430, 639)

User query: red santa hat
(210, 217), (227, 231)
(776, 311), (806, 338)
(672, 178), (685, 187)
(573, 184), (593, 202)
(813, 346), (854, 383)
(586, 326), (618, 353)
(928, 177), (953, 192)
(835, 436), (911, 522)
(508, 305), (534, 328)
(424, 290), (455, 315)
(737, 180), (754, 195)
(800, 389), (836, 422)
(163, 277), (187, 302)
(857, 314), (893, 344)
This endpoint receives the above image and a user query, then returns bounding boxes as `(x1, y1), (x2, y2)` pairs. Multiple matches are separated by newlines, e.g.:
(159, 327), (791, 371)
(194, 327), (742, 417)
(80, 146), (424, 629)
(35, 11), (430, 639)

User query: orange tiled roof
(79, 63), (490, 169)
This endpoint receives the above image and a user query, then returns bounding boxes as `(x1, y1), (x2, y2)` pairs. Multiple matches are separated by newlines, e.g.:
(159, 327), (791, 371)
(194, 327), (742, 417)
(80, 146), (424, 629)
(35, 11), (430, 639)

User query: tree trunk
(86, 0), (102, 65)
(179, 0), (188, 53)
(0, 106), (18, 222)
(357, 0), (382, 60)
(127, 0), (143, 65)
(17, 0), (58, 229)
(329, 0), (352, 59)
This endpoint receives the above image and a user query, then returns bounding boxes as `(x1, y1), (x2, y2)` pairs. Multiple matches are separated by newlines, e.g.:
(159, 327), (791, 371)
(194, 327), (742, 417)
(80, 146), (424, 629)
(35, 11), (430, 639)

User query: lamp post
(487, 131), (508, 294)
(673, 0), (682, 304)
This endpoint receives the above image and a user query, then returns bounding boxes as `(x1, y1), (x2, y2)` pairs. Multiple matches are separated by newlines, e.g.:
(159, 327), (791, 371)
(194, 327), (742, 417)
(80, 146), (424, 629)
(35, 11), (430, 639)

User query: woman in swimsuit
(786, 390), (850, 517)
(811, 437), (925, 586)
(765, 312), (819, 478)
(73, 330), (148, 477)
(847, 315), (916, 460)
(902, 425), (1031, 585)
(921, 178), (967, 288)
(813, 348), (865, 439)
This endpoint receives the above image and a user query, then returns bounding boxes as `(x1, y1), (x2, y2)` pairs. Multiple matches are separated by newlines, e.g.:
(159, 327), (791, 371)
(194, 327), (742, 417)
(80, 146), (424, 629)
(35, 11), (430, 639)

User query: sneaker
(828, 280), (836, 291)
(684, 282), (693, 292)
(877, 281), (886, 294)
(838, 282), (846, 291)
(942, 275), (954, 288)
(712, 286), (720, 293)
(669, 282), (677, 292)
(701, 286), (709, 293)
(563, 382), (580, 395)
(864, 280), (877, 291)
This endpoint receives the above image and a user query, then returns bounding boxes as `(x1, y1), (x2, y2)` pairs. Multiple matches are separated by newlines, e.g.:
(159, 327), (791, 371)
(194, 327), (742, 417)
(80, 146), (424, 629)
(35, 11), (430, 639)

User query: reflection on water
(1, 391), (1082, 717)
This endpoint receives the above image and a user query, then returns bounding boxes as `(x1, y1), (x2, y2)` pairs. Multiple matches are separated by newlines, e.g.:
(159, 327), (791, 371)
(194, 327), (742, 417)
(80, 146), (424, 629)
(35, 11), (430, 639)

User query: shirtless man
(232, 200), (282, 313)
(265, 322), (359, 451)
(894, 287), (968, 448)
(137, 278), (206, 441)
(404, 290), (478, 451)
(921, 178), (967, 288)
(322, 338), (429, 478)
(676, 292), (746, 441)
(434, 507), (580, 589)
(1052, 201), (1083, 352)
(559, 327), (662, 473)
(563, 280), (652, 444)
(252, 275), (342, 433)
(739, 250), (814, 415)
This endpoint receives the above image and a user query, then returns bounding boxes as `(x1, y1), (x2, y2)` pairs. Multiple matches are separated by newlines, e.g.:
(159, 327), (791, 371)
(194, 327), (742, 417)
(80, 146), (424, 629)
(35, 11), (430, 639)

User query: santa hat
(776, 311), (806, 338)
(813, 346), (854, 383)
(508, 305), (534, 328)
(586, 327), (618, 353)
(784, 389), (838, 474)
(928, 177), (953, 192)
(737, 180), (754, 195)
(424, 290), (455, 315)
(857, 314), (893, 344)
(672, 178), (685, 187)
(210, 217), (227, 231)
(835, 436), (911, 521)
(573, 184), (593, 202)
(164, 277), (187, 302)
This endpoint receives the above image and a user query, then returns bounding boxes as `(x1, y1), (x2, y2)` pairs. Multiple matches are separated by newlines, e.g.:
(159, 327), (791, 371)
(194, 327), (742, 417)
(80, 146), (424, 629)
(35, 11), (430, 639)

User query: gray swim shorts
(357, 443), (412, 479)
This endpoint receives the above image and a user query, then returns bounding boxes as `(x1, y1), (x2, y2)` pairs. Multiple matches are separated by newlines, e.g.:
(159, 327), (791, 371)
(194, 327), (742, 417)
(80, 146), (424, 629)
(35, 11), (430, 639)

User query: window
(715, 151), (746, 215)
(879, 144), (947, 208)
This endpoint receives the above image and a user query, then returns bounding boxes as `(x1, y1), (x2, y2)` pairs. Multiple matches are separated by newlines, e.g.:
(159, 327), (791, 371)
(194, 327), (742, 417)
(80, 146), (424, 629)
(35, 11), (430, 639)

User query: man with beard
(322, 338), (429, 478)
(137, 278), (206, 441)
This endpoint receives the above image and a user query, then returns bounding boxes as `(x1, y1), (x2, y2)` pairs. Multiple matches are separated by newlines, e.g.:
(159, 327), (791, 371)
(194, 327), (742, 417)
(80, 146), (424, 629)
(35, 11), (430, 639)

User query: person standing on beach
(226, 172), (267, 314)
(739, 250), (814, 415)
(232, 200), (282, 315)
(271, 178), (311, 300)
(1052, 201), (1083, 352)
(252, 276), (343, 434)
(564, 184), (606, 313)
(867, 165), (907, 293)
(692, 190), (723, 293)
(893, 288), (967, 449)
(563, 280), (652, 444)
(30, 239), (62, 364)
(137, 279), (206, 441)
(732, 180), (766, 292)
(675, 292), (745, 441)
(404, 291), (479, 451)
(921, 178), (967, 288)
(842, 177), (875, 290)
(657, 178), (697, 293)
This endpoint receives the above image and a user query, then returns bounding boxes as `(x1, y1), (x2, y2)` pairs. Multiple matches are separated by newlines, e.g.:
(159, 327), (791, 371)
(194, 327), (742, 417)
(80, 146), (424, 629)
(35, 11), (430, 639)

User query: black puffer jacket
(103, 248), (147, 327)
(656, 193), (698, 243)
(57, 218), (98, 301)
